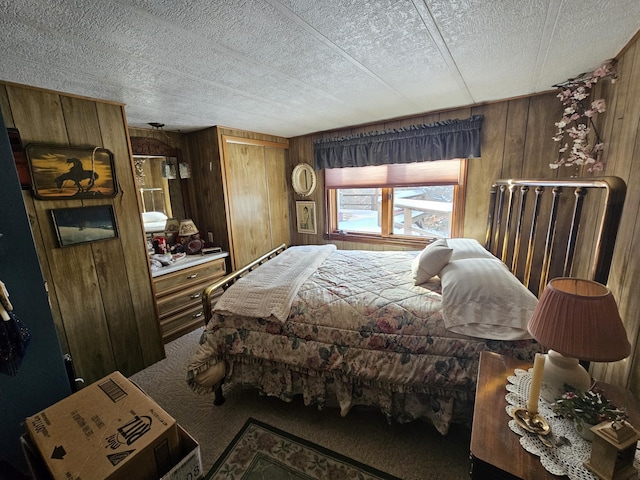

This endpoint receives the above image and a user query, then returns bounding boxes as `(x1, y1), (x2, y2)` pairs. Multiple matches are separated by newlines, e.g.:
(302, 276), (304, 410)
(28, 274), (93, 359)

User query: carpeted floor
(130, 328), (472, 480)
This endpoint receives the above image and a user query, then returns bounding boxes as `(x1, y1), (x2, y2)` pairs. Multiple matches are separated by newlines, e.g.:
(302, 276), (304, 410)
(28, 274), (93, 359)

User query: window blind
(324, 159), (462, 189)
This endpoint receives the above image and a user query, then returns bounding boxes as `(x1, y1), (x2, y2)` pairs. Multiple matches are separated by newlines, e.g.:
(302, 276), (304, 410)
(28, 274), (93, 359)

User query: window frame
(325, 159), (467, 248)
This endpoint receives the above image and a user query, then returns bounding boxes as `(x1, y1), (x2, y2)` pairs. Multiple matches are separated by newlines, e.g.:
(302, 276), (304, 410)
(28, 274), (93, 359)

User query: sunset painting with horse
(27, 145), (117, 199)
(54, 158), (99, 194)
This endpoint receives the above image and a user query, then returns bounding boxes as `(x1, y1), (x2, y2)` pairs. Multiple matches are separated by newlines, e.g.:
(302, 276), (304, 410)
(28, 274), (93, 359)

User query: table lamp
(527, 277), (630, 403)
(164, 217), (180, 234)
(178, 219), (199, 237)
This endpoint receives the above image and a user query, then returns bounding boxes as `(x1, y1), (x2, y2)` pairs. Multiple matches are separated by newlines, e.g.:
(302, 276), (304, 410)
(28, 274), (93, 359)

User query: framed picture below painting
(26, 144), (118, 199)
(51, 205), (119, 247)
(296, 201), (317, 234)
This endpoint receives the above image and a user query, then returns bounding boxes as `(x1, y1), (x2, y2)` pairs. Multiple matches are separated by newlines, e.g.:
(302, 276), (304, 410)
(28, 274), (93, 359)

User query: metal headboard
(485, 177), (626, 296)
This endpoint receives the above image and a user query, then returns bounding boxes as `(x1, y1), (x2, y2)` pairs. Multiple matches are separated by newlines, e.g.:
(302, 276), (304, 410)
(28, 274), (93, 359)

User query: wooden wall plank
(225, 142), (272, 267)
(0, 85), (13, 128)
(522, 94), (562, 178)
(97, 103), (164, 369)
(265, 147), (290, 249)
(186, 127), (229, 256)
(464, 102), (508, 240)
(287, 136), (318, 246)
(502, 98), (531, 179)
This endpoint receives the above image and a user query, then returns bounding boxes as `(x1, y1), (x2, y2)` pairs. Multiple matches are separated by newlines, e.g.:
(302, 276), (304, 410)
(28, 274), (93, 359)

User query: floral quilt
(187, 249), (542, 434)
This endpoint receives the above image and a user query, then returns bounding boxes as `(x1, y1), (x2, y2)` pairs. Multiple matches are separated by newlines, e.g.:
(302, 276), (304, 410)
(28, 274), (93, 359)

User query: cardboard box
(25, 371), (181, 480)
(23, 424), (202, 480)
(160, 425), (202, 480)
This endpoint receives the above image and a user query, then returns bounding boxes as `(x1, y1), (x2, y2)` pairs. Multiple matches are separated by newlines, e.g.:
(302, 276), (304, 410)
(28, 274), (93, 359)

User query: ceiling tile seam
(528, 0), (564, 93)
(109, 0), (383, 113)
(265, 0), (421, 111)
(412, 0), (474, 105)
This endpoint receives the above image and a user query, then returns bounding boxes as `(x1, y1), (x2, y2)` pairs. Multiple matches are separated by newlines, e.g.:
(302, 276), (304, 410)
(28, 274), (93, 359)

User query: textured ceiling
(1, 1), (639, 138)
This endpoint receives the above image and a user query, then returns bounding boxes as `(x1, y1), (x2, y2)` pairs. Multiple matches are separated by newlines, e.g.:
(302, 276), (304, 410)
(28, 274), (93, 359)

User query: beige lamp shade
(164, 217), (180, 233)
(528, 278), (630, 362)
(178, 219), (199, 236)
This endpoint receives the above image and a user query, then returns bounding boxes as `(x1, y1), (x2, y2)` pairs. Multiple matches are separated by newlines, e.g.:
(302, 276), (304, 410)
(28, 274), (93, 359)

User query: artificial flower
(550, 60), (617, 173)
(552, 384), (627, 430)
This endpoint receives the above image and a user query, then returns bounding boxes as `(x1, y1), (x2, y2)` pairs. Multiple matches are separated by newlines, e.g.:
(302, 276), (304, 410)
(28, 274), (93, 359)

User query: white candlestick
(527, 353), (545, 414)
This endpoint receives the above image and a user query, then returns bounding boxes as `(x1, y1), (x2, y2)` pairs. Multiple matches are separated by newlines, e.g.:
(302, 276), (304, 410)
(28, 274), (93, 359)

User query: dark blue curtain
(314, 115), (484, 170)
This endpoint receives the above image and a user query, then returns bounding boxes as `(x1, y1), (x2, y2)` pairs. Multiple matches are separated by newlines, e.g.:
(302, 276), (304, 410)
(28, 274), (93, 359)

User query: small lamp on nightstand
(527, 278), (631, 403)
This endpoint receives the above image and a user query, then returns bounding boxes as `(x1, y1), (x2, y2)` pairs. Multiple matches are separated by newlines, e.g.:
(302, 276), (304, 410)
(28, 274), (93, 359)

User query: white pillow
(447, 238), (495, 261)
(411, 239), (453, 285)
(142, 211), (168, 223)
(439, 257), (537, 340)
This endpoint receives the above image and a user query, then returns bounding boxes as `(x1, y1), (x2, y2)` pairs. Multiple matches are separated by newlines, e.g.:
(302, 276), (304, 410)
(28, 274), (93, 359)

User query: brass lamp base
(511, 408), (551, 435)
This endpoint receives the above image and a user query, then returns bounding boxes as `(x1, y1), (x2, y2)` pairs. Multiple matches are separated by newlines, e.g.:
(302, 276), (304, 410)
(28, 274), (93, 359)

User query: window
(325, 159), (466, 245)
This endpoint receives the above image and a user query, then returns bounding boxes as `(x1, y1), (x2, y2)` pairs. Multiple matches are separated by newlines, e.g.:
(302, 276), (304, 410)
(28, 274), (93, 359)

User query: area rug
(205, 417), (402, 480)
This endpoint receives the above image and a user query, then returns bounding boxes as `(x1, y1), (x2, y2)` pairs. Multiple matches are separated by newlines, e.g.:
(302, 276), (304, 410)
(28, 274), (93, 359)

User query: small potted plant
(552, 385), (628, 440)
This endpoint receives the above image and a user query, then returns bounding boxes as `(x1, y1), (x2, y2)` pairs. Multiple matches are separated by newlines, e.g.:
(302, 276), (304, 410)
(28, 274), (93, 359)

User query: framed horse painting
(25, 144), (118, 199)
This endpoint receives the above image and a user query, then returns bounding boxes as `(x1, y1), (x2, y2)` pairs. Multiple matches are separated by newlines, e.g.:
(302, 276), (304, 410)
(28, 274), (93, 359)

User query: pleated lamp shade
(178, 219), (199, 236)
(164, 217), (180, 233)
(528, 278), (630, 362)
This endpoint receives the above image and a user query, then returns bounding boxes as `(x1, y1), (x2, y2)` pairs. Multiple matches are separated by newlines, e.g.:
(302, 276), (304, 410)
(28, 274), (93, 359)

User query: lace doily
(506, 368), (640, 480)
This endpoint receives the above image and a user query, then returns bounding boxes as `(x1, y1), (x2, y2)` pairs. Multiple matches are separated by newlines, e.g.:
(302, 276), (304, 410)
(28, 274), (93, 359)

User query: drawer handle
(190, 292), (202, 299)
(187, 273), (198, 279)
(192, 311), (203, 319)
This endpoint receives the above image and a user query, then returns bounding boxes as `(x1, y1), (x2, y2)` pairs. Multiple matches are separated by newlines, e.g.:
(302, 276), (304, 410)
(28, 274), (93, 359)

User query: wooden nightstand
(469, 351), (640, 480)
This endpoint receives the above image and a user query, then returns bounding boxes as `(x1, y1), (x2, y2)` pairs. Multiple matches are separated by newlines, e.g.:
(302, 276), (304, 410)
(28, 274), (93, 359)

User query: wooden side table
(469, 351), (640, 480)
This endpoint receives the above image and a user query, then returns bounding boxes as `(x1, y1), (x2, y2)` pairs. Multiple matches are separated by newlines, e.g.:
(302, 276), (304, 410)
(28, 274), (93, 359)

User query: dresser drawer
(154, 258), (226, 296)
(160, 304), (206, 344)
(157, 283), (206, 318)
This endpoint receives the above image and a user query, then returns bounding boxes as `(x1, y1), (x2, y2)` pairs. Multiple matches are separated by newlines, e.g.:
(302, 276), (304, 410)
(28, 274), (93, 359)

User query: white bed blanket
(213, 244), (336, 322)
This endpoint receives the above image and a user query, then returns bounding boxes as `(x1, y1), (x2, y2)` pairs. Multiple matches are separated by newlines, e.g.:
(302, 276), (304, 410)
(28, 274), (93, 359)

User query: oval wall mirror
(291, 163), (317, 197)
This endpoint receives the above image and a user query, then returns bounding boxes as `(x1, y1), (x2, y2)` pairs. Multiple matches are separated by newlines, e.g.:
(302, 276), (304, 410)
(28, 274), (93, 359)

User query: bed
(186, 177), (626, 434)
(141, 210), (168, 233)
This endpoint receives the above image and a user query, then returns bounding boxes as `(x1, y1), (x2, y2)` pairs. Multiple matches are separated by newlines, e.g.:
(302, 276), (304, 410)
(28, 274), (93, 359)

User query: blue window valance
(313, 115), (484, 170)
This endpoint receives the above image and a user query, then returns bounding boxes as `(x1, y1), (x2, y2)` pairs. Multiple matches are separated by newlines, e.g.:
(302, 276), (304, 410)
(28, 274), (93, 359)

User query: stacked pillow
(412, 238), (538, 340)
(411, 237), (495, 285)
(443, 239), (537, 340)
(411, 238), (453, 285)
(447, 238), (496, 261)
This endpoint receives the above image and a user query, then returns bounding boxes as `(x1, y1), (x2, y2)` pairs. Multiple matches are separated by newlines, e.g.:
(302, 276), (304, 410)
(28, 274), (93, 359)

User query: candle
(527, 353), (545, 414)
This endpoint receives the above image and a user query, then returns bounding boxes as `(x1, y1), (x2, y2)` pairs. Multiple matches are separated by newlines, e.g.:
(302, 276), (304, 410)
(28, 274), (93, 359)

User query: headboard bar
(563, 187), (587, 278)
(523, 186), (543, 288)
(486, 177), (626, 296)
(510, 185), (528, 273)
(500, 185), (517, 263)
(539, 187), (562, 293)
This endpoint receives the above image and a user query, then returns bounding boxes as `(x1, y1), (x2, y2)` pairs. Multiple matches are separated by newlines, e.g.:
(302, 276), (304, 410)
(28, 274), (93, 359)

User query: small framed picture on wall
(296, 201), (316, 234)
(51, 205), (118, 247)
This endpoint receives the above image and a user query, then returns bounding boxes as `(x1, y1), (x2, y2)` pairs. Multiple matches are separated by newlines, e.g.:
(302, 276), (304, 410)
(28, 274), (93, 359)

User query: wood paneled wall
(0, 83), (164, 385)
(592, 32), (640, 394)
